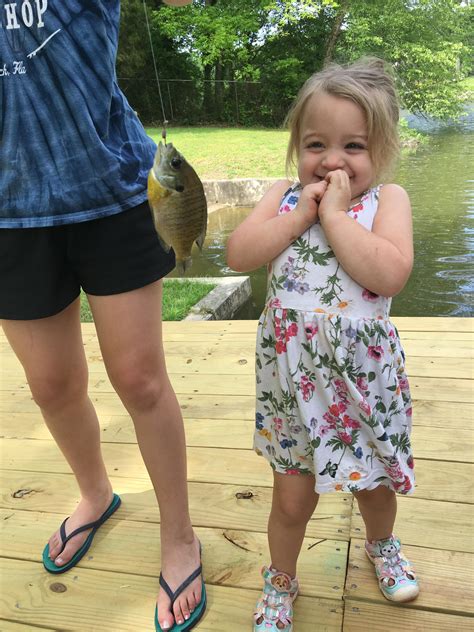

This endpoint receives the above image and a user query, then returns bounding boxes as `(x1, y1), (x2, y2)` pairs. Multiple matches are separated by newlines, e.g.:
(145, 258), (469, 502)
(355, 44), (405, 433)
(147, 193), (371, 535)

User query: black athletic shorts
(0, 201), (175, 320)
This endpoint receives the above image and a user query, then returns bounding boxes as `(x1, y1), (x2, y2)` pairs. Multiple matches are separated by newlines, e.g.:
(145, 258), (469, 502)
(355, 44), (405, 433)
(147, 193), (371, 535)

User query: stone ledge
(203, 178), (280, 207)
(169, 276), (252, 321)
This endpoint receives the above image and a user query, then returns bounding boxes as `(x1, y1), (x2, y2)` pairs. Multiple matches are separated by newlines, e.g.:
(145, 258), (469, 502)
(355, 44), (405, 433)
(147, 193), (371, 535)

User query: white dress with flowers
(254, 183), (415, 495)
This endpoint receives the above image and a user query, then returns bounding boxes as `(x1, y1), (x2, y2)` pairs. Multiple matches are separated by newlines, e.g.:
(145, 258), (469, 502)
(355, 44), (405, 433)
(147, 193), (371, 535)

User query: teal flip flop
(42, 493), (121, 574)
(155, 544), (206, 632)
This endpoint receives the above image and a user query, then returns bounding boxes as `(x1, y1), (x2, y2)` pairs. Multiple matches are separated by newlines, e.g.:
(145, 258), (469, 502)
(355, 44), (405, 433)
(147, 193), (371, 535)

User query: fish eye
(171, 157), (182, 169)
(175, 184), (184, 193)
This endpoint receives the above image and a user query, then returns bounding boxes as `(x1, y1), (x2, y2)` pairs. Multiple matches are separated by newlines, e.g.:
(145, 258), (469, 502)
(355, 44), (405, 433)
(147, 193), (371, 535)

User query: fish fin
(195, 227), (207, 251)
(155, 230), (171, 253)
(177, 257), (192, 275)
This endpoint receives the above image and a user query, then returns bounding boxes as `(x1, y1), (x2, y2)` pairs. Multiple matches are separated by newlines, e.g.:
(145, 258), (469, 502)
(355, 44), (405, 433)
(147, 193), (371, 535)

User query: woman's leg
(268, 472), (319, 577)
(88, 280), (199, 630)
(2, 299), (113, 565)
(353, 485), (397, 541)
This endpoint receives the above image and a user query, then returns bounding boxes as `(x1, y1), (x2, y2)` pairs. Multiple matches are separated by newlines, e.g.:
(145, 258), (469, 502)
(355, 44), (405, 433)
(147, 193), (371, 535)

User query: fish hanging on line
(148, 141), (208, 274)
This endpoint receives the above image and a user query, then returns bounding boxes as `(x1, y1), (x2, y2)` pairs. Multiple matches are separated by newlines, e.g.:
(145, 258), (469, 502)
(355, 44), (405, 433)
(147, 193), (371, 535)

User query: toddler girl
(227, 58), (419, 631)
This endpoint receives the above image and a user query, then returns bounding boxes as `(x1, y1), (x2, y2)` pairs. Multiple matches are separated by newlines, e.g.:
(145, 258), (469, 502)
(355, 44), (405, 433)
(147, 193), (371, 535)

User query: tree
(337, 0), (473, 119)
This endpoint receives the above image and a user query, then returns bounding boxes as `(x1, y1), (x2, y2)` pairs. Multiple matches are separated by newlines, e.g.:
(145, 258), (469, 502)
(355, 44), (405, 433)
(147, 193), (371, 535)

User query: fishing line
(142, 0), (168, 143)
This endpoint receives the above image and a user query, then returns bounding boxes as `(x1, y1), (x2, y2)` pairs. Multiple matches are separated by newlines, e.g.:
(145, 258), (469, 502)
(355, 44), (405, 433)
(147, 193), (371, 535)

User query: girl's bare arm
(319, 178), (413, 297)
(226, 179), (327, 272)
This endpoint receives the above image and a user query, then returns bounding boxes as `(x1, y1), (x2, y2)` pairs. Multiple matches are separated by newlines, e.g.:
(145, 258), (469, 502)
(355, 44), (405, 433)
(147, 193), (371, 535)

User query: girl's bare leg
(268, 472), (319, 577)
(353, 485), (397, 541)
(88, 280), (199, 630)
(2, 299), (114, 566)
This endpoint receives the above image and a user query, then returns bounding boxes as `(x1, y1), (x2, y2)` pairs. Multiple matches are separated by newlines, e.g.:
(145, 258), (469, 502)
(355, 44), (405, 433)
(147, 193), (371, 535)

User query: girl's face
(297, 92), (375, 199)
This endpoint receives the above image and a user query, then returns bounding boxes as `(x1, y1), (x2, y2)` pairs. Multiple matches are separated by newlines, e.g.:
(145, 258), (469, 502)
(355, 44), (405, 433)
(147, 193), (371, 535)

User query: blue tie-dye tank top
(0, 0), (155, 227)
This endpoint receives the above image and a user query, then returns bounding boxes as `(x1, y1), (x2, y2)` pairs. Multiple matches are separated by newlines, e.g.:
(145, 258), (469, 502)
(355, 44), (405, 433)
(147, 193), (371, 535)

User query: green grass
(147, 123), (424, 180)
(147, 126), (289, 179)
(80, 279), (217, 322)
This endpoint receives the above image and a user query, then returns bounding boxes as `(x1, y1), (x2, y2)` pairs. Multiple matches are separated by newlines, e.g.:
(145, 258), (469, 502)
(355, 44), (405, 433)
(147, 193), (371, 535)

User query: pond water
(169, 107), (474, 318)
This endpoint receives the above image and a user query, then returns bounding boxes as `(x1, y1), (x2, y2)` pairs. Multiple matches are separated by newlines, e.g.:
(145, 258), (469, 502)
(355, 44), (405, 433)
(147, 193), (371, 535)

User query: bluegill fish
(148, 141), (207, 273)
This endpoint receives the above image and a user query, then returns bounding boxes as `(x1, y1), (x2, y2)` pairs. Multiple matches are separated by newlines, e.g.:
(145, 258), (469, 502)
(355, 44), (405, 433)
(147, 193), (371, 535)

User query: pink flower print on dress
(285, 322), (298, 341)
(338, 431), (353, 445)
(343, 414), (361, 429)
(368, 345), (384, 361)
(398, 377), (410, 392)
(356, 376), (368, 394)
(304, 319), (319, 340)
(393, 474), (413, 493)
(300, 375), (315, 401)
(268, 298), (282, 309)
(272, 417), (284, 432)
(334, 378), (350, 403)
(362, 288), (379, 302)
(275, 340), (287, 354)
(280, 203), (292, 214)
(358, 399), (371, 416)
(351, 201), (364, 220)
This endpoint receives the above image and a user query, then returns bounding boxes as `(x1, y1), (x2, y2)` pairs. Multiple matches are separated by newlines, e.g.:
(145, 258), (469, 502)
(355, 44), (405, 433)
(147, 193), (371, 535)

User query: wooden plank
(0, 471), (352, 541)
(85, 337), (474, 360)
(399, 331), (474, 341)
(1, 439), (472, 504)
(1, 399), (472, 439)
(343, 600), (474, 632)
(345, 538), (474, 616)
(410, 400), (473, 427)
(0, 392), (257, 421)
(3, 345), (472, 380)
(405, 356), (473, 380)
(0, 622), (57, 631)
(0, 558), (343, 632)
(1, 376), (472, 415)
(4, 328), (473, 343)
(409, 378), (473, 403)
(400, 339), (473, 358)
(0, 510), (347, 600)
(2, 413), (473, 464)
(391, 317), (473, 333)
(351, 497), (474, 553)
(411, 425), (474, 462)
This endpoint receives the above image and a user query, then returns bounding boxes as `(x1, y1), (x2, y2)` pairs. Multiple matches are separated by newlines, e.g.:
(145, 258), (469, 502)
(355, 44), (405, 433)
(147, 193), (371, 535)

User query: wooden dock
(0, 318), (473, 631)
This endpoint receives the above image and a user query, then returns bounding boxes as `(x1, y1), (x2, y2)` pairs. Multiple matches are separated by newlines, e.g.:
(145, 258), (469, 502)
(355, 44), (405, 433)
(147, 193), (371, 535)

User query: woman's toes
(187, 593), (196, 614)
(158, 612), (174, 630)
(48, 534), (61, 559)
(173, 601), (186, 626)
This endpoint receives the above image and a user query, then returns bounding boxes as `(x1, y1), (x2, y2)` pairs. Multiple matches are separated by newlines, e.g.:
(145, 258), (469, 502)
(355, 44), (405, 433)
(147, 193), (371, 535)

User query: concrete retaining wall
(203, 178), (280, 207)
(167, 277), (252, 321)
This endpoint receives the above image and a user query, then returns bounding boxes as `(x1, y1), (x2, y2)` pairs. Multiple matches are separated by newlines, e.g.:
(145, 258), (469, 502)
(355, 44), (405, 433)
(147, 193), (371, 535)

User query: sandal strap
(57, 498), (120, 556)
(159, 564), (202, 606)
(57, 516), (102, 556)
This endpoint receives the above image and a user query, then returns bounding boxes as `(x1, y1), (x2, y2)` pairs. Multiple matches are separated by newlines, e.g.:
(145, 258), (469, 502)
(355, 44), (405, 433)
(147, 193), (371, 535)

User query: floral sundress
(254, 183), (414, 495)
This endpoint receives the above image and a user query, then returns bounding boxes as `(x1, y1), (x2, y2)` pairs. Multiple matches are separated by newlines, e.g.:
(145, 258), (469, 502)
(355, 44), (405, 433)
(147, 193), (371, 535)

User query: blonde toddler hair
(285, 58), (400, 183)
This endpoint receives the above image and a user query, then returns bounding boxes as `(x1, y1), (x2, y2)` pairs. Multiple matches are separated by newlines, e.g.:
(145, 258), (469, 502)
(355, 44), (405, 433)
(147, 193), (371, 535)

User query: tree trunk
(323, 0), (349, 66)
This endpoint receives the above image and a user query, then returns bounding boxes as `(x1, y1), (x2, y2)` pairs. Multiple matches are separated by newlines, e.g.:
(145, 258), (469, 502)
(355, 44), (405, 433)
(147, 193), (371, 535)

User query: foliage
(339, 0), (473, 119)
(118, 0), (473, 125)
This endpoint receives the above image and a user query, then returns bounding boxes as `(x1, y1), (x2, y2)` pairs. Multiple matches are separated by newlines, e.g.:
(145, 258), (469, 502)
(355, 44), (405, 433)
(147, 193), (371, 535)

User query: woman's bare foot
(156, 529), (203, 630)
(47, 486), (114, 566)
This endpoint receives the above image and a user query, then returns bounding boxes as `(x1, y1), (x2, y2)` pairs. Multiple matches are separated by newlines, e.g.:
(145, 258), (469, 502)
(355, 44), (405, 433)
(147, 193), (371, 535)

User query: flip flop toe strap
(57, 511), (111, 556)
(159, 564), (203, 606)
